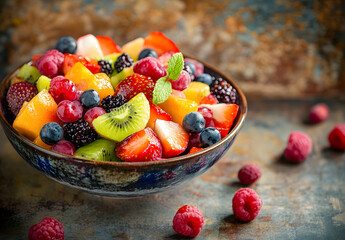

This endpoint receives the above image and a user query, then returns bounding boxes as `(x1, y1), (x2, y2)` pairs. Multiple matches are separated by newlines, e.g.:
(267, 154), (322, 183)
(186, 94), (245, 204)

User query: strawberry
(157, 50), (174, 67)
(32, 54), (42, 66)
(143, 31), (179, 56)
(62, 53), (101, 75)
(188, 147), (203, 154)
(147, 103), (172, 129)
(6, 82), (38, 116)
(199, 94), (218, 105)
(115, 73), (154, 101)
(96, 36), (122, 55)
(154, 119), (189, 158)
(115, 128), (163, 162)
(214, 126), (229, 139)
(199, 103), (239, 130)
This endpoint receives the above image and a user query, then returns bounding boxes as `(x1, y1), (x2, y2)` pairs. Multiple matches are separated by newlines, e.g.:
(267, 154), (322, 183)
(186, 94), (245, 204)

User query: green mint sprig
(152, 52), (184, 105)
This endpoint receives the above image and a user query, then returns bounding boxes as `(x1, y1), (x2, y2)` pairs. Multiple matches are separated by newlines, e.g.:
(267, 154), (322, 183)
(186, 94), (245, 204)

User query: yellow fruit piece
(121, 37), (144, 61)
(65, 62), (93, 85)
(182, 82), (210, 102)
(13, 89), (60, 141)
(90, 73), (115, 100)
(33, 136), (52, 150)
(158, 94), (198, 126)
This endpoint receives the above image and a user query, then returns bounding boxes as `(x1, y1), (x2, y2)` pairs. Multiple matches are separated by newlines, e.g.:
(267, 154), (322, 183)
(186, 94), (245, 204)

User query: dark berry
(52, 140), (76, 156)
(232, 188), (262, 222)
(195, 73), (212, 85)
(238, 163), (262, 185)
(183, 63), (194, 81)
(40, 122), (63, 145)
(114, 53), (133, 73)
(199, 127), (221, 147)
(55, 36), (77, 54)
(63, 119), (98, 148)
(210, 77), (237, 104)
(28, 217), (64, 240)
(57, 100), (83, 123)
(183, 111), (205, 134)
(80, 89), (100, 109)
(98, 60), (113, 75)
(185, 62), (196, 76)
(138, 48), (158, 60)
(49, 76), (77, 103)
(101, 95), (127, 112)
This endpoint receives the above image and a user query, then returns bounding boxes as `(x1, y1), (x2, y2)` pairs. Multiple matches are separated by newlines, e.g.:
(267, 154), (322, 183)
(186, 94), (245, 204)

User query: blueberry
(199, 127), (221, 147)
(80, 89), (100, 109)
(183, 63), (194, 81)
(55, 36), (77, 54)
(138, 49), (158, 60)
(183, 111), (205, 134)
(40, 122), (63, 145)
(185, 62), (196, 76)
(195, 73), (213, 85)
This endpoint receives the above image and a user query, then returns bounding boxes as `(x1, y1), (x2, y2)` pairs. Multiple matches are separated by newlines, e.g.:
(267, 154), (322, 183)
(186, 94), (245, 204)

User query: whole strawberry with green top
(115, 73), (154, 101)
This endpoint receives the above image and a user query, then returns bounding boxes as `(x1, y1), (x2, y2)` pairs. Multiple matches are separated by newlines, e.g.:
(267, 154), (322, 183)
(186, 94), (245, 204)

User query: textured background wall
(0, 0), (344, 97)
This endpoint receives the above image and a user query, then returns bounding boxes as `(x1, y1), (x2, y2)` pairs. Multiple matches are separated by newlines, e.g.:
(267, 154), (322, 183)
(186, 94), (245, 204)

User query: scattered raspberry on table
(232, 188), (262, 222)
(172, 205), (205, 237)
(284, 131), (312, 162)
(328, 123), (345, 150)
(238, 163), (262, 185)
(309, 103), (329, 124)
(28, 217), (64, 240)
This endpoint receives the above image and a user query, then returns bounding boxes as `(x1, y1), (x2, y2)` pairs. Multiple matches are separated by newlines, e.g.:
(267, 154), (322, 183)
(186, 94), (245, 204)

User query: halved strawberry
(96, 36), (122, 55)
(143, 31), (179, 56)
(154, 119), (189, 158)
(62, 53), (101, 75)
(115, 73), (154, 101)
(214, 126), (229, 139)
(157, 50), (174, 67)
(147, 103), (172, 129)
(188, 147), (203, 154)
(199, 103), (239, 130)
(115, 128), (162, 162)
(199, 94), (218, 105)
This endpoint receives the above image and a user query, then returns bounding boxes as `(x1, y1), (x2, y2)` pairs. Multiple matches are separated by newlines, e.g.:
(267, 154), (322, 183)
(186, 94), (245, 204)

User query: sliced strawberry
(188, 147), (203, 154)
(214, 126), (229, 139)
(144, 31), (179, 56)
(199, 94), (218, 105)
(32, 54), (42, 66)
(147, 103), (172, 129)
(96, 36), (122, 55)
(115, 128), (162, 162)
(115, 73), (154, 101)
(62, 54), (100, 75)
(199, 103), (239, 130)
(157, 50), (174, 67)
(154, 119), (189, 158)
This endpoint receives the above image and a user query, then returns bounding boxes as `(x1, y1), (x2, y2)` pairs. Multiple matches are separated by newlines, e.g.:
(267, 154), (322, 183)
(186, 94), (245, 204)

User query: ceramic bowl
(0, 56), (247, 197)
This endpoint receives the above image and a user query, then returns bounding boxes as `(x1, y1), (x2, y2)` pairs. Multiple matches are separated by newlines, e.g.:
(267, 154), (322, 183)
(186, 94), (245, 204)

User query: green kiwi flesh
(75, 139), (120, 161)
(17, 64), (41, 84)
(92, 93), (150, 142)
(36, 75), (51, 92)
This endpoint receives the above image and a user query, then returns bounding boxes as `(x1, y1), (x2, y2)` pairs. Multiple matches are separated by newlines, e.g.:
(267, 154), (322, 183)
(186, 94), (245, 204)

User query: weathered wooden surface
(0, 97), (344, 239)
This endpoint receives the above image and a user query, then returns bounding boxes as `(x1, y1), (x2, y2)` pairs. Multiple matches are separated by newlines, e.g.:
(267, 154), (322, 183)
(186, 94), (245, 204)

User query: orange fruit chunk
(13, 89), (60, 141)
(33, 135), (52, 150)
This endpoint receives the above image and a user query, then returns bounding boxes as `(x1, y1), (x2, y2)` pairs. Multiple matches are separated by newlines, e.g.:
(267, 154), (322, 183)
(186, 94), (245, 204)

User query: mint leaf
(167, 52), (184, 81)
(152, 76), (172, 105)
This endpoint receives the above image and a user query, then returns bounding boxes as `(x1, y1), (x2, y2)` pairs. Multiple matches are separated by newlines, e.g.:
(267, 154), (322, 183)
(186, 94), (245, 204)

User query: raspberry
(57, 100), (83, 123)
(28, 217), (64, 240)
(309, 103), (329, 123)
(170, 70), (191, 91)
(133, 56), (166, 81)
(98, 60), (113, 75)
(6, 82), (38, 116)
(210, 77), (237, 104)
(232, 188), (262, 222)
(172, 205), (204, 237)
(197, 106), (214, 127)
(63, 119), (98, 148)
(49, 76), (77, 103)
(328, 124), (345, 150)
(114, 53), (133, 73)
(101, 95), (127, 113)
(238, 163), (262, 185)
(284, 131), (312, 162)
(35, 49), (64, 78)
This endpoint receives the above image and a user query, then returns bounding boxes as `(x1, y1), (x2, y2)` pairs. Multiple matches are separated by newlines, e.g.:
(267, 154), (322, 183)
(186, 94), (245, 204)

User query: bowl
(0, 56), (247, 197)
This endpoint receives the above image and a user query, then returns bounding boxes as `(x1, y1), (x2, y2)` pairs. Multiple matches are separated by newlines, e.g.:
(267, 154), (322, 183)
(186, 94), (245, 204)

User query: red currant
(52, 140), (76, 156)
(84, 107), (106, 127)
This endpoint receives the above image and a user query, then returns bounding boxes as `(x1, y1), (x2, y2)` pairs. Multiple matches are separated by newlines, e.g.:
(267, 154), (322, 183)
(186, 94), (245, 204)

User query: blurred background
(0, 0), (344, 97)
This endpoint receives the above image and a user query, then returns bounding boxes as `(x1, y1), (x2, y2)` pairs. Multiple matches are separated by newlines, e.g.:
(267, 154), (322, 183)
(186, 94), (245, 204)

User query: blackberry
(101, 94), (127, 113)
(63, 119), (98, 148)
(114, 53), (133, 73)
(98, 60), (113, 75)
(210, 77), (237, 104)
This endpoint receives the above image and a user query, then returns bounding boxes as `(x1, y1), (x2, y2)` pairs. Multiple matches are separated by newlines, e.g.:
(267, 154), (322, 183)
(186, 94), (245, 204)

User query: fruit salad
(6, 31), (239, 162)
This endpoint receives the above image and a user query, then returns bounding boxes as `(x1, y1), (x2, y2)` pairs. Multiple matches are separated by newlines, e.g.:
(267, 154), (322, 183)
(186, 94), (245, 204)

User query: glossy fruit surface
(55, 36), (77, 54)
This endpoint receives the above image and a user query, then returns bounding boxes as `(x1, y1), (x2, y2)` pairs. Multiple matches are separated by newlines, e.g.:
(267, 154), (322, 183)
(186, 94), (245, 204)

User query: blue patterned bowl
(0, 56), (247, 197)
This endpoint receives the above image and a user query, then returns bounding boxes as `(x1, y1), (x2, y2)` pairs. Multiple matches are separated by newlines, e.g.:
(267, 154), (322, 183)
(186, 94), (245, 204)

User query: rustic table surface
(0, 96), (344, 240)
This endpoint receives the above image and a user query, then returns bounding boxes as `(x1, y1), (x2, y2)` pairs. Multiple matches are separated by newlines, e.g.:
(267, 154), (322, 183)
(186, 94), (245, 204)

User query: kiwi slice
(110, 66), (134, 89)
(92, 93), (150, 142)
(36, 75), (51, 92)
(17, 64), (41, 84)
(75, 139), (120, 162)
